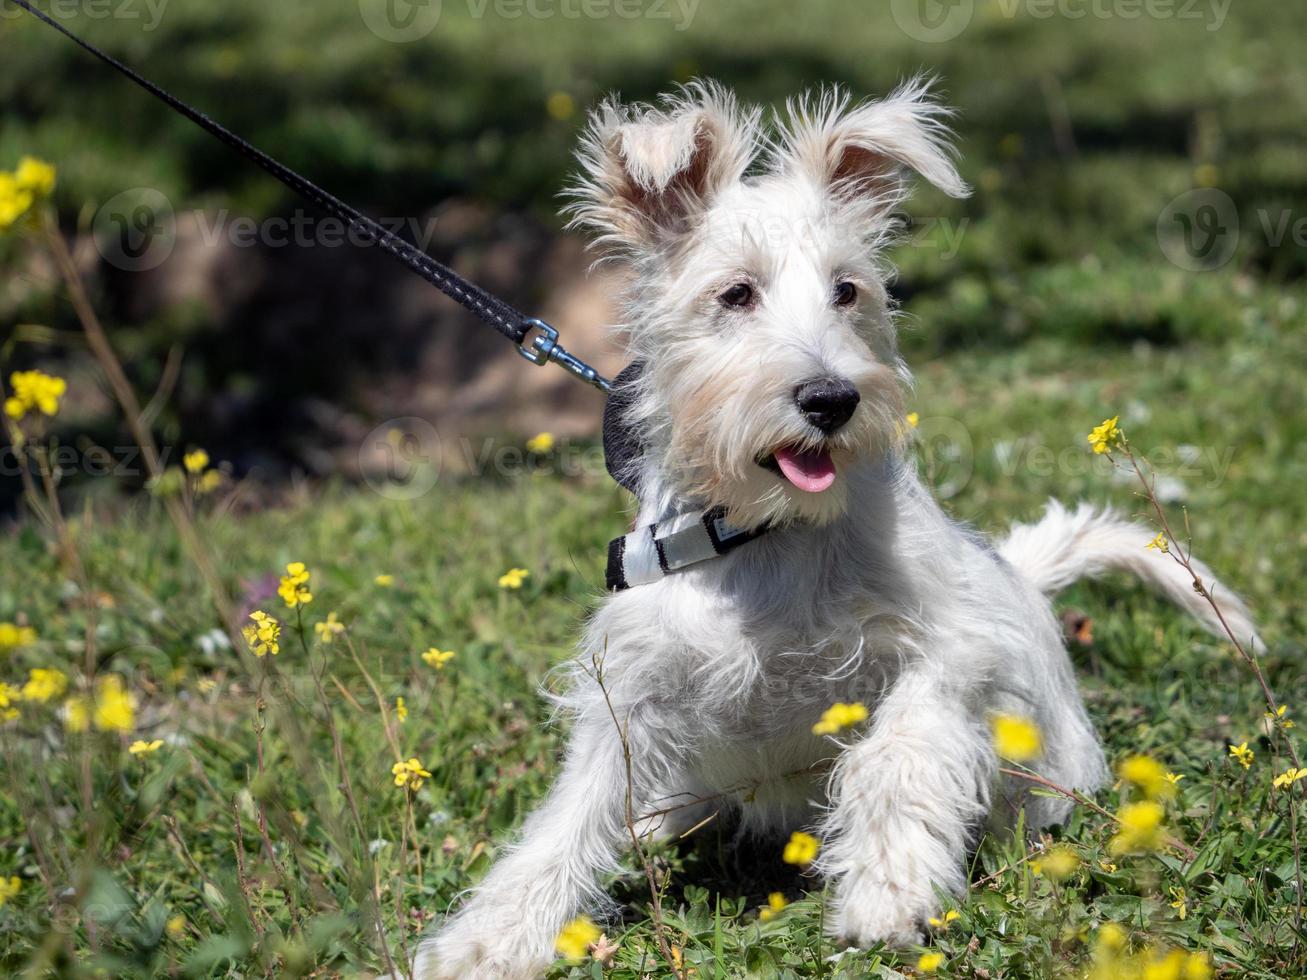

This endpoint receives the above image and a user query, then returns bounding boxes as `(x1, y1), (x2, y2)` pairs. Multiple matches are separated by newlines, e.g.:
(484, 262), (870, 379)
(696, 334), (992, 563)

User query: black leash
(9, 0), (610, 392)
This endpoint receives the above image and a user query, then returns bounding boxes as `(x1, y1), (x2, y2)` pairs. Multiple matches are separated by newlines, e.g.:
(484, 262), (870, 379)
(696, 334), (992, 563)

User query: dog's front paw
(409, 925), (550, 980)
(828, 872), (935, 949)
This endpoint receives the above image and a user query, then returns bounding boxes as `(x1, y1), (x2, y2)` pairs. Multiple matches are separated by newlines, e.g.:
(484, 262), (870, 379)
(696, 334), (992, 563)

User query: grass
(1, 321), (1304, 977)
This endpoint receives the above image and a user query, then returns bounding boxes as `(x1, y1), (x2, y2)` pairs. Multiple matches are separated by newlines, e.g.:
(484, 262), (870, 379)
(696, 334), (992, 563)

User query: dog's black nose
(795, 377), (860, 434)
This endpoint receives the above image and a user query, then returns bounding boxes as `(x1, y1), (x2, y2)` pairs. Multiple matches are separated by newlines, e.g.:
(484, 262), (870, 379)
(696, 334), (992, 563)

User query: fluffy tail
(998, 500), (1263, 653)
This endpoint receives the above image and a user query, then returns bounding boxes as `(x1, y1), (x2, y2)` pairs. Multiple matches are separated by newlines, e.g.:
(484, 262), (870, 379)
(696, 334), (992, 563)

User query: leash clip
(517, 318), (612, 393)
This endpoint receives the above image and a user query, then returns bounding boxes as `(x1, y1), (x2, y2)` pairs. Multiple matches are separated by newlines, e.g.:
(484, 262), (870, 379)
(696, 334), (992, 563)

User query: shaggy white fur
(408, 79), (1260, 979)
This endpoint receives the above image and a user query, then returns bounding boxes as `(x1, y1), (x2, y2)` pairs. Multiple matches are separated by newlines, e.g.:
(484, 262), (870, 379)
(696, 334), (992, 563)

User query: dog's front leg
(414, 714), (661, 980)
(820, 668), (993, 947)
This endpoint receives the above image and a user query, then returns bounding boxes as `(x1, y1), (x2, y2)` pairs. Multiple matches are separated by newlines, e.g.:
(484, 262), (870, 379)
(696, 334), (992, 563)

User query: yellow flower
(905, 411), (920, 428)
(165, 914), (187, 939)
(498, 567), (530, 589)
(0, 172), (35, 231)
(0, 682), (20, 721)
(0, 622), (37, 651)
(917, 951), (944, 974)
(14, 157), (56, 197)
(63, 695), (89, 732)
(314, 611), (344, 644)
(92, 675), (136, 732)
(0, 876), (20, 907)
(1031, 845), (1080, 881)
(391, 756), (431, 791)
(277, 561), (313, 608)
(242, 610), (282, 657)
(129, 738), (165, 756)
(526, 432), (555, 453)
(1145, 949), (1188, 980)
(928, 909), (960, 929)
(196, 469), (223, 495)
(1146, 533), (1169, 554)
(395, 697), (408, 723)
(1272, 767), (1307, 790)
(5, 370), (67, 420)
(374, 574), (395, 587)
(1228, 741), (1254, 769)
(1118, 754), (1176, 800)
(782, 831), (820, 866)
(422, 648), (456, 670)
(21, 667), (68, 703)
(759, 892), (788, 922)
(1183, 952), (1213, 980)
(545, 92), (575, 122)
(1164, 772), (1185, 787)
(1109, 800), (1166, 855)
(1267, 704), (1294, 729)
(812, 701), (869, 736)
(991, 713), (1042, 762)
(1098, 860), (1118, 873)
(182, 449), (210, 474)
(1168, 886), (1187, 921)
(1087, 415), (1123, 455)
(554, 915), (601, 962)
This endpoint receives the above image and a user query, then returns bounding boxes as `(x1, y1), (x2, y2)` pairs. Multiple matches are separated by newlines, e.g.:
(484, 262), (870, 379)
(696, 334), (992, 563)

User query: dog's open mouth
(762, 445), (837, 493)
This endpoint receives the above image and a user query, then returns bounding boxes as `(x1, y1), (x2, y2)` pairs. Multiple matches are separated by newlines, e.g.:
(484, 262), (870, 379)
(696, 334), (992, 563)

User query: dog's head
(567, 78), (968, 529)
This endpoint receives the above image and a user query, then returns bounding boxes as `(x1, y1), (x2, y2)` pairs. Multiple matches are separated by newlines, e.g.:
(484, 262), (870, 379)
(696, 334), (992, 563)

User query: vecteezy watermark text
(1, 0), (169, 31)
(891, 0), (1231, 43)
(358, 0), (697, 43)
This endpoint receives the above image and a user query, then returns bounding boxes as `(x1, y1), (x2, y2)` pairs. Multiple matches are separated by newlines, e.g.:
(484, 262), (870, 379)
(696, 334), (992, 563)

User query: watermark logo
(0, 0), (169, 31)
(1156, 188), (1239, 272)
(359, 418), (443, 500)
(891, 0), (974, 43)
(358, 0), (443, 42)
(93, 187), (176, 272)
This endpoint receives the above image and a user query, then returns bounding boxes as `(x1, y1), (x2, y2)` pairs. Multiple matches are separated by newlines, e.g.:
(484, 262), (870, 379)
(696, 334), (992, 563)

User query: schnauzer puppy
(414, 78), (1260, 978)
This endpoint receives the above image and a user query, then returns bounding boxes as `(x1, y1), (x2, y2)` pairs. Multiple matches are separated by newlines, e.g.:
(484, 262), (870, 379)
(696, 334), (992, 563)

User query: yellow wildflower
(5, 370), (66, 420)
(0, 622), (37, 651)
(1146, 533), (1169, 554)
(374, 574), (395, 587)
(1109, 800), (1166, 855)
(1168, 887), (1187, 921)
(928, 909), (960, 930)
(391, 756), (431, 791)
(165, 914), (187, 939)
(782, 831), (820, 866)
(129, 739), (165, 756)
(1267, 704), (1294, 729)
(1087, 415), (1123, 455)
(242, 610), (281, 657)
(395, 697), (408, 723)
(0, 682), (20, 721)
(1228, 741), (1254, 769)
(917, 951), (944, 974)
(0, 876), (20, 907)
(1118, 754), (1176, 799)
(1183, 952), (1212, 980)
(554, 915), (601, 962)
(1164, 772), (1185, 787)
(277, 561), (313, 608)
(758, 892), (788, 922)
(314, 611), (344, 644)
(1146, 949), (1187, 980)
(0, 172), (34, 231)
(21, 667), (68, 703)
(196, 469), (223, 495)
(63, 695), (89, 732)
(526, 432), (555, 453)
(498, 567), (530, 589)
(991, 713), (1042, 762)
(1031, 845), (1080, 881)
(422, 648), (456, 669)
(14, 157), (56, 197)
(1098, 860), (1118, 873)
(92, 675), (136, 732)
(182, 449), (209, 474)
(905, 411), (920, 428)
(1273, 767), (1307, 790)
(812, 701), (869, 736)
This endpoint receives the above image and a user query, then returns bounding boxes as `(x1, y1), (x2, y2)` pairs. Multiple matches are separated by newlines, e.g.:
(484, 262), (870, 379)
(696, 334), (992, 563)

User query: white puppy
(413, 79), (1259, 979)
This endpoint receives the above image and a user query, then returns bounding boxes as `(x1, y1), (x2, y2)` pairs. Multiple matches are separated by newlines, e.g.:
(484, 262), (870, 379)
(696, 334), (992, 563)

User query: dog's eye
(833, 281), (858, 306)
(719, 283), (754, 308)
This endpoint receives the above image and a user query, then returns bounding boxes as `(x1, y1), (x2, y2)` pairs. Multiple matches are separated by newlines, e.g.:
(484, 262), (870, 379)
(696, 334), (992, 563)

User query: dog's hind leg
(818, 667), (993, 947)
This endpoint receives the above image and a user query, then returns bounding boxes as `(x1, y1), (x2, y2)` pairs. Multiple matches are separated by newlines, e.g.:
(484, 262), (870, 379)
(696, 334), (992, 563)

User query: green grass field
(2, 0), (1306, 976)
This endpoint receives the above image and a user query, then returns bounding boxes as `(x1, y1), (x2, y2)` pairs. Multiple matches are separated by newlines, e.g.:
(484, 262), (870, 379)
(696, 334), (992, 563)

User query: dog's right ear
(566, 81), (760, 252)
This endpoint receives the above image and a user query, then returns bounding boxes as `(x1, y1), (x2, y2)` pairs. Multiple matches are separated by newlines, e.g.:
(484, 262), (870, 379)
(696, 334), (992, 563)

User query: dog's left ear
(566, 80), (761, 252)
(774, 77), (970, 204)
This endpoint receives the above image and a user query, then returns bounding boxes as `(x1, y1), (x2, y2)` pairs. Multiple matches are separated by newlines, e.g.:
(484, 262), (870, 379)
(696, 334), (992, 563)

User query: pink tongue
(774, 446), (837, 493)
